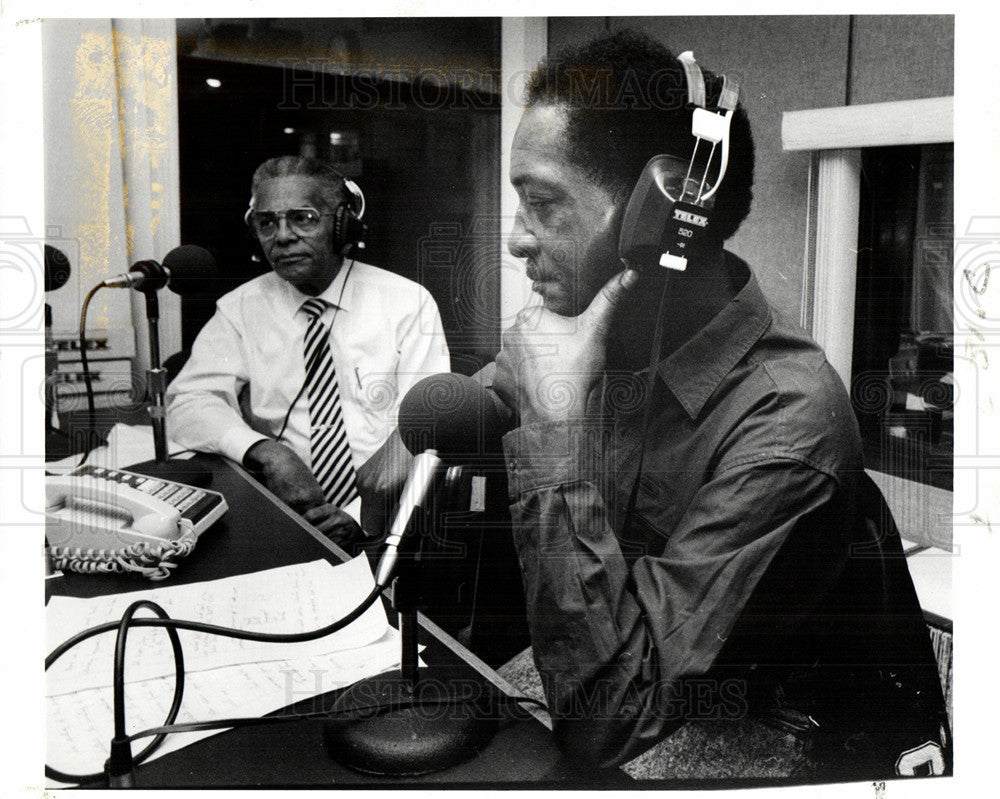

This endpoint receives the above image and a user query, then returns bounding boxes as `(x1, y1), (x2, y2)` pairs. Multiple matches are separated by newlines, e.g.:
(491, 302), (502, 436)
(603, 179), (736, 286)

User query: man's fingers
(303, 504), (363, 536)
(302, 505), (327, 522)
(585, 268), (639, 334)
(314, 514), (345, 534)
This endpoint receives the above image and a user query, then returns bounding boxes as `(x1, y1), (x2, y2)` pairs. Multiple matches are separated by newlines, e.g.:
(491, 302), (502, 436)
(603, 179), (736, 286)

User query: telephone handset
(45, 474), (183, 549)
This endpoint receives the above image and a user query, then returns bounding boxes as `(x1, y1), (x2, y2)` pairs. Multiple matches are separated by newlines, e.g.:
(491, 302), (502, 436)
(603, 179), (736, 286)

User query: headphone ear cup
(333, 203), (369, 251)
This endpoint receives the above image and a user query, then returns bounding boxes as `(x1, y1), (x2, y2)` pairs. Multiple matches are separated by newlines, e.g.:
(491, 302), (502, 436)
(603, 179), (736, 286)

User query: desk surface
(46, 455), (628, 787)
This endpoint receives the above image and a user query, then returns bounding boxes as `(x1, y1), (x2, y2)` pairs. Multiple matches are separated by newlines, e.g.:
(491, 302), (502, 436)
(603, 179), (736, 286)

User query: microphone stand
(128, 286), (211, 486)
(323, 469), (498, 776)
(142, 290), (169, 463)
(397, 581), (421, 688)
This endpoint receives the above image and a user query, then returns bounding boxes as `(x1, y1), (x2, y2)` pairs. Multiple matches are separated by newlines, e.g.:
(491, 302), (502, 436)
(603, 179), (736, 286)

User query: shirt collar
(279, 258), (357, 317)
(657, 254), (772, 419)
(317, 258), (356, 312)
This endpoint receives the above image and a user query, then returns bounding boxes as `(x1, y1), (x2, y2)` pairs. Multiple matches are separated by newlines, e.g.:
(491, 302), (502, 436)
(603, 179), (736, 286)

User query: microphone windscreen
(163, 245), (217, 295)
(44, 245), (72, 292)
(398, 372), (514, 460)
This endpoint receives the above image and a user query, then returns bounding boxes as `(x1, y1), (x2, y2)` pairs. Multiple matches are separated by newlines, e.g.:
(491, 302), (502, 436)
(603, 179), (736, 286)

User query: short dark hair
(250, 155), (346, 210)
(525, 29), (755, 241)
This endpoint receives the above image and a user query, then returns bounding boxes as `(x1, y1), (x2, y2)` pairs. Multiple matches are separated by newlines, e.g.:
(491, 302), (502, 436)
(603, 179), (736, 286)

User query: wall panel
(849, 15), (953, 105)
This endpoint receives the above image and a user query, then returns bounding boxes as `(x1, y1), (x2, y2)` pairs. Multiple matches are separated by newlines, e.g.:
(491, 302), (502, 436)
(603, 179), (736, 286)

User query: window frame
(781, 96), (954, 549)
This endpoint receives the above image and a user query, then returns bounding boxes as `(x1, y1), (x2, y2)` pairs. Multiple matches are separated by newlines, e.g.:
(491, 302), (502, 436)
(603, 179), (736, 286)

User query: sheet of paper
(46, 627), (402, 785)
(43, 423), (193, 475)
(47, 556), (387, 696)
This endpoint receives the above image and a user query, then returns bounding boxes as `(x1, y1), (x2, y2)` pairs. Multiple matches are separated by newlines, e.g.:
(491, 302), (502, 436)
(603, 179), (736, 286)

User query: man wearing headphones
(167, 155), (450, 542)
(491, 31), (948, 779)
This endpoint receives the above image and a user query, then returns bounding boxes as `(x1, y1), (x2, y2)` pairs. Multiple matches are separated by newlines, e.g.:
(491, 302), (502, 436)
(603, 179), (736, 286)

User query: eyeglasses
(245, 207), (333, 239)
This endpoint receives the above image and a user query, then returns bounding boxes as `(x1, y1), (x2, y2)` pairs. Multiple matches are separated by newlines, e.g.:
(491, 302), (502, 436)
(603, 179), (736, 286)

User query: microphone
(372, 372), (515, 588)
(373, 450), (444, 587)
(397, 372), (515, 461)
(327, 371), (513, 774)
(44, 246), (75, 457)
(102, 245), (216, 293)
(44, 244), (72, 293)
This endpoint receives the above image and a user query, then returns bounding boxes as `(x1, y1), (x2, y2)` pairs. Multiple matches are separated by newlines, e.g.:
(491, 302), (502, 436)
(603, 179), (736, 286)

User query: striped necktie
(300, 298), (359, 508)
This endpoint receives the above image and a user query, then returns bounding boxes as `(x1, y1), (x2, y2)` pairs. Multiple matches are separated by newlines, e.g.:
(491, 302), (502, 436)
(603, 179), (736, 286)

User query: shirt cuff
(502, 419), (614, 498)
(218, 427), (272, 466)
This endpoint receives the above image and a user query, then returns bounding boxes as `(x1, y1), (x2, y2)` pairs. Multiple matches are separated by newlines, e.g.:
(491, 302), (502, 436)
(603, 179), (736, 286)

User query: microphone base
(323, 665), (499, 776)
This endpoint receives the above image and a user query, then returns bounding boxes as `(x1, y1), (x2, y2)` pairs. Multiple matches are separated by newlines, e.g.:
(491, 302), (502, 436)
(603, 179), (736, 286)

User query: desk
(46, 455), (630, 787)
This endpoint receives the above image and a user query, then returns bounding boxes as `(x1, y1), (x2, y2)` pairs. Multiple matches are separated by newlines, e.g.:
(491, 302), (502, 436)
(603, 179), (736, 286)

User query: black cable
(78, 284), (101, 420)
(111, 601), (186, 786)
(74, 283), (104, 468)
(50, 688), (547, 786)
(274, 380), (310, 443)
(46, 599), (188, 786)
(46, 585), (382, 671)
(273, 259), (354, 445)
(113, 601), (185, 740)
(46, 574), (545, 784)
(45, 583), (382, 784)
(621, 274), (674, 539)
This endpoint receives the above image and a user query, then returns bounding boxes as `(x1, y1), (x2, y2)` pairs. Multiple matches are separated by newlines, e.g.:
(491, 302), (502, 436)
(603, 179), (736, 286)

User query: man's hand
(355, 429), (413, 535)
(243, 439), (326, 511)
(302, 504), (365, 547)
(494, 268), (638, 425)
(243, 439), (365, 545)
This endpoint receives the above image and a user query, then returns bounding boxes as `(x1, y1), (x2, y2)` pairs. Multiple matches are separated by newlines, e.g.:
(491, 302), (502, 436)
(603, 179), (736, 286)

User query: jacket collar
(657, 254), (772, 419)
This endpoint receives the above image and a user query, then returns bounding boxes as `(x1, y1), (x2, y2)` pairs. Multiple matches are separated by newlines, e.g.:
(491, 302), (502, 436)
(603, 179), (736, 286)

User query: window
(781, 96), (953, 549)
(852, 144), (953, 492)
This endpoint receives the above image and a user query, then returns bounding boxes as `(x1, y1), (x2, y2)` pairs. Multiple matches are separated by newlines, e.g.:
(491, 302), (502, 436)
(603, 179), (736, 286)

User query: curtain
(43, 18), (181, 381)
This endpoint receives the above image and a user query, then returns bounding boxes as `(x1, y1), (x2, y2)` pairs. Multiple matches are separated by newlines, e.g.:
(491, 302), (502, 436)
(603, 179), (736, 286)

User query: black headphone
(618, 51), (740, 272)
(331, 176), (368, 251)
(246, 171), (369, 262)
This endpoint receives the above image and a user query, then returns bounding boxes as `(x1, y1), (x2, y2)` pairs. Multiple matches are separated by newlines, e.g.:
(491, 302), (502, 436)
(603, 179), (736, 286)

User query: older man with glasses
(167, 155), (451, 543)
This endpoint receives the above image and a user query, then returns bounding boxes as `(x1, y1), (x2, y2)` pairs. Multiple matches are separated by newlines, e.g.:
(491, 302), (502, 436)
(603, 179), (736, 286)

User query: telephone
(45, 465), (228, 580)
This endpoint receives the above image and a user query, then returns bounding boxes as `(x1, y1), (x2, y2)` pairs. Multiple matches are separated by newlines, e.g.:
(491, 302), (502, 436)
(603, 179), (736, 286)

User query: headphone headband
(677, 51), (707, 108)
(341, 177), (365, 219)
(673, 51), (740, 203)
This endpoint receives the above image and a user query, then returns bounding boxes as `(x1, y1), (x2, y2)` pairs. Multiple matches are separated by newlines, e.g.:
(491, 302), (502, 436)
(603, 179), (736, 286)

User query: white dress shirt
(166, 260), (451, 471)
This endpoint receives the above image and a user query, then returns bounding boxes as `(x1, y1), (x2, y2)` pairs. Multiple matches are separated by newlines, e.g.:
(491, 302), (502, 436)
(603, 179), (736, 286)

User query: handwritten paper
(46, 556), (386, 696)
(45, 556), (401, 784)
(46, 628), (401, 783)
